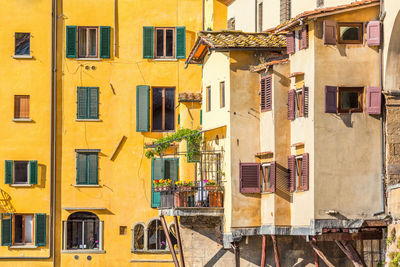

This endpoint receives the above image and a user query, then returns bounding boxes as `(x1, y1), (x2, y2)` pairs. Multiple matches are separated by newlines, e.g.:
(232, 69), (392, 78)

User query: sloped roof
(186, 31), (286, 65)
(250, 58), (289, 72)
(217, 0), (235, 6)
(269, 0), (379, 33)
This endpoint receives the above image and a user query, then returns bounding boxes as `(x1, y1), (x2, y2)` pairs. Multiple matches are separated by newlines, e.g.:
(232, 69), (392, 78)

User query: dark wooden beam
(160, 215), (180, 267)
(233, 242), (240, 267)
(335, 241), (367, 267)
(315, 251), (319, 267)
(174, 216), (185, 267)
(271, 235), (281, 267)
(314, 231), (382, 242)
(309, 239), (335, 267)
(261, 235), (267, 267)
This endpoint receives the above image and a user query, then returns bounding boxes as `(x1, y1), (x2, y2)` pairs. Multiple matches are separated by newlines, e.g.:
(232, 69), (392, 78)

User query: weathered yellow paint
(295, 144), (305, 155)
(295, 75), (305, 89)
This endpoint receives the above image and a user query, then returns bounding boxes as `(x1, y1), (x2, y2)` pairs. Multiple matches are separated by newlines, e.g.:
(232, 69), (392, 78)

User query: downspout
(202, 0), (205, 31)
(114, 0), (116, 58)
(255, 0), (257, 32)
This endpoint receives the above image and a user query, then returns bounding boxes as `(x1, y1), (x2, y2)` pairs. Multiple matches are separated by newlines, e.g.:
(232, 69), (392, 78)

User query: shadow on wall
(386, 10), (400, 90)
(38, 164), (47, 188)
(0, 189), (15, 213)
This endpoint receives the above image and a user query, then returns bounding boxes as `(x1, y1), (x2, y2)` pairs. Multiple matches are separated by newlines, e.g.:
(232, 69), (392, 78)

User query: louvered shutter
(88, 153), (98, 185)
(325, 86), (337, 113)
(302, 86), (309, 117)
(136, 85), (150, 132)
(301, 153), (309, 191)
(287, 32), (295, 54)
(166, 158), (179, 182)
(270, 162), (276, 193)
(1, 213), (12, 246)
(66, 26), (77, 58)
(29, 160), (38, 185)
(35, 214), (46, 246)
(261, 78), (266, 111)
(143, 27), (154, 59)
(323, 20), (336, 45)
(151, 159), (163, 208)
(100, 26), (111, 58)
(77, 87), (88, 119)
(287, 89), (295, 120)
(176, 27), (186, 59)
(5, 161), (13, 185)
(76, 153), (87, 185)
(300, 26), (308, 49)
(261, 76), (272, 111)
(239, 163), (261, 193)
(366, 86), (382, 114)
(288, 156), (296, 192)
(366, 21), (381, 47)
(88, 87), (99, 119)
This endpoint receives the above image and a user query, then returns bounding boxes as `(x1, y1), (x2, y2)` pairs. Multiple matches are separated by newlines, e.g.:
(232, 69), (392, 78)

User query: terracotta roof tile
(250, 58), (289, 72)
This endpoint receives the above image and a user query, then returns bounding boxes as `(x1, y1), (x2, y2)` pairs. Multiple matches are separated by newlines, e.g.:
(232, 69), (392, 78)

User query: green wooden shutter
(88, 153), (98, 185)
(100, 26), (111, 58)
(143, 27), (154, 59)
(1, 213), (12, 246)
(200, 109), (203, 125)
(166, 158), (179, 182)
(35, 213), (46, 246)
(5, 161), (13, 185)
(88, 87), (99, 119)
(136, 85), (150, 132)
(29, 160), (38, 185)
(66, 26), (77, 58)
(77, 87), (88, 119)
(176, 27), (186, 59)
(151, 159), (163, 208)
(76, 153), (87, 184)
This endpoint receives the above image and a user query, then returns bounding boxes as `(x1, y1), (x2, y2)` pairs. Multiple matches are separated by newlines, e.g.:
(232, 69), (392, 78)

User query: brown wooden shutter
(301, 153), (309, 191)
(302, 86), (309, 117)
(240, 163), (261, 193)
(261, 76), (272, 112)
(270, 161), (276, 193)
(287, 89), (295, 120)
(325, 86), (337, 113)
(366, 21), (381, 47)
(366, 86), (382, 114)
(288, 156), (296, 192)
(300, 26), (308, 49)
(323, 20), (336, 45)
(287, 32), (295, 54)
(14, 95), (29, 119)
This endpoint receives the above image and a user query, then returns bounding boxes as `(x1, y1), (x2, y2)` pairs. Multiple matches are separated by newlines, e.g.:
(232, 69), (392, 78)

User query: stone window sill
(131, 249), (177, 254)
(61, 249), (106, 254)
(10, 184), (32, 187)
(75, 119), (102, 122)
(10, 245), (37, 249)
(152, 58), (178, 62)
(75, 58), (101, 61)
(13, 118), (33, 122)
(13, 55), (33, 59)
(74, 185), (101, 188)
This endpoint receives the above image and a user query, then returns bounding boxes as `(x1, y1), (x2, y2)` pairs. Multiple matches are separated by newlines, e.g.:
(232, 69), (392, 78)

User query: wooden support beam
(309, 239), (335, 267)
(335, 241), (367, 267)
(271, 235), (281, 267)
(261, 235), (267, 267)
(314, 231), (382, 242)
(233, 242), (240, 267)
(173, 216), (186, 267)
(314, 251), (319, 267)
(160, 215), (180, 267)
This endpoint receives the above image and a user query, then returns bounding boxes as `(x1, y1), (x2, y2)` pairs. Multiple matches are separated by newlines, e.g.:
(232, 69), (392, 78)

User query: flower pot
(205, 185), (218, 191)
(177, 186), (192, 192)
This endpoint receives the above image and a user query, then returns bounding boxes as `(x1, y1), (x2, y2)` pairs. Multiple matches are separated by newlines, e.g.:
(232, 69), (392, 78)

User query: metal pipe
(114, 0), (116, 58)
(255, 0), (257, 32)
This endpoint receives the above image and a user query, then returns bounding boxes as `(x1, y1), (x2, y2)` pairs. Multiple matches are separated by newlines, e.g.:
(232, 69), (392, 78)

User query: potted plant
(204, 180), (219, 191)
(154, 179), (172, 192)
(175, 180), (193, 192)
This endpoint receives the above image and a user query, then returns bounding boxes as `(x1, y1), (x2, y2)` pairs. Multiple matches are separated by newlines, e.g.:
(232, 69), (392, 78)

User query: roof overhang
(217, 0), (235, 6)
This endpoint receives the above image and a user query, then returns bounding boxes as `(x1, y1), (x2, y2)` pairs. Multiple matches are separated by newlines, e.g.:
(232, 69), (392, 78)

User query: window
(5, 160), (37, 185)
(317, 0), (324, 8)
(77, 87), (99, 119)
(295, 89), (303, 117)
(228, 18), (236, 30)
(220, 82), (225, 108)
(338, 23), (363, 44)
(147, 220), (166, 250)
(295, 156), (303, 190)
(78, 27), (98, 58)
(133, 224), (144, 250)
(14, 95), (30, 119)
(261, 164), (271, 192)
(76, 152), (98, 185)
(65, 212), (101, 250)
(206, 86), (211, 112)
(152, 87), (175, 131)
(280, 0), (291, 23)
(338, 87), (363, 113)
(258, 2), (263, 32)
(15, 33), (30, 56)
(151, 158), (179, 208)
(1, 213), (46, 247)
(155, 28), (175, 59)
(14, 161), (29, 184)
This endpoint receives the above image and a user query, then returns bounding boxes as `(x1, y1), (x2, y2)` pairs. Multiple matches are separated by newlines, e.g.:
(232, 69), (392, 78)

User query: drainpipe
(374, 0), (386, 217)
(114, 0), (116, 58)
(202, 0), (205, 31)
(255, 0), (257, 32)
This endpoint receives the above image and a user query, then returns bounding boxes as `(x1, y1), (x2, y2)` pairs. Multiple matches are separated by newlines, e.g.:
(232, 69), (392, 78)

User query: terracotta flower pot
(177, 186), (192, 192)
(205, 185), (219, 191)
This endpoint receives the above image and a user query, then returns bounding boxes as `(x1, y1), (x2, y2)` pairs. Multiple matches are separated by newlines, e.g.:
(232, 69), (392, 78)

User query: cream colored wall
(227, 0), (256, 32)
(292, 0), (354, 19)
(314, 7), (382, 220)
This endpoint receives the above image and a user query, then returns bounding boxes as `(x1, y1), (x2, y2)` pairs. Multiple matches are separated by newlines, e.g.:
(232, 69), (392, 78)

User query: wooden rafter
(335, 240), (367, 267)
(309, 239), (335, 267)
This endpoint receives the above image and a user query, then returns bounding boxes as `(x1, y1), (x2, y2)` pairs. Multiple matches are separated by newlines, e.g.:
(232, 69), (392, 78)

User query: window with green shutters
(66, 26), (77, 58)
(100, 26), (111, 58)
(35, 213), (47, 246)
(76, 152), (98, 185)
(4, 160), (37, 185)
(136, 85), (150, 132)
(1, 213), (12, 246)
(143, 26), (186, 59)
(151, 158), (178, 208)
(77, 87), (99, 119)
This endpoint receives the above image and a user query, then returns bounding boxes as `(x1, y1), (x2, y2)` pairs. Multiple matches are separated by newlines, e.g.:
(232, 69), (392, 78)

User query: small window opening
(295, 156), (303, 190)
(147, 220), (166, 250)
(133, 224), (144, 250)
(261, 164), (271, 192)
(338, 23), (363, 44)
(14, 214), (33, 245)
(14, 161), (29, 184)
(152, 87), (175, 131)
(338, 87), (363, 113)
(155, 28), (175, 59)
(15, 33), (30, 56)
(78, 27), (98, 58)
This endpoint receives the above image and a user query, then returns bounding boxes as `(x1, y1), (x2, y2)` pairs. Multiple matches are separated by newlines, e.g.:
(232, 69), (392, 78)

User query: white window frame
(295, 155), (303, 191)
(13, 161), (30, 185)
(261, 163), (271, 193)
(78, 26), (99, 59)
(62, 220), (104, 252)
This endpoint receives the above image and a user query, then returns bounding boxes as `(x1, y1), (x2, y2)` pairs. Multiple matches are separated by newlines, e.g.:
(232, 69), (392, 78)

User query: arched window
(66, 212), (100, 250)
(133, 224), (144, 250)
(169, 224), (178, 250)
(147, 219), (166, 250)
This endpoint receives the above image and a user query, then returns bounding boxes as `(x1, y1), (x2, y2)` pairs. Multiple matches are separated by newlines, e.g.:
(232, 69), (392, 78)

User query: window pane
(84, 221), (99, 249)
(220, 82), (225, 108)
(164, 88), (175, 130)
(67, 221), (82, 249)
(156, 29), (164, 57)
(166, 30), (173, 57)
(134, 225), (144, 250)
(266, 166), (271, 189)
(24, 215), (33, 244)
(15, 33), (30, 55)
(340, 26), (359, 41)
(152, 88), (163, 130)
(14, 215), (23, 244)
(341, 91), (360, 109)
(79, 28), (87, 57)
(14, 161), (28, 184)
(88, 29), (97, 57)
